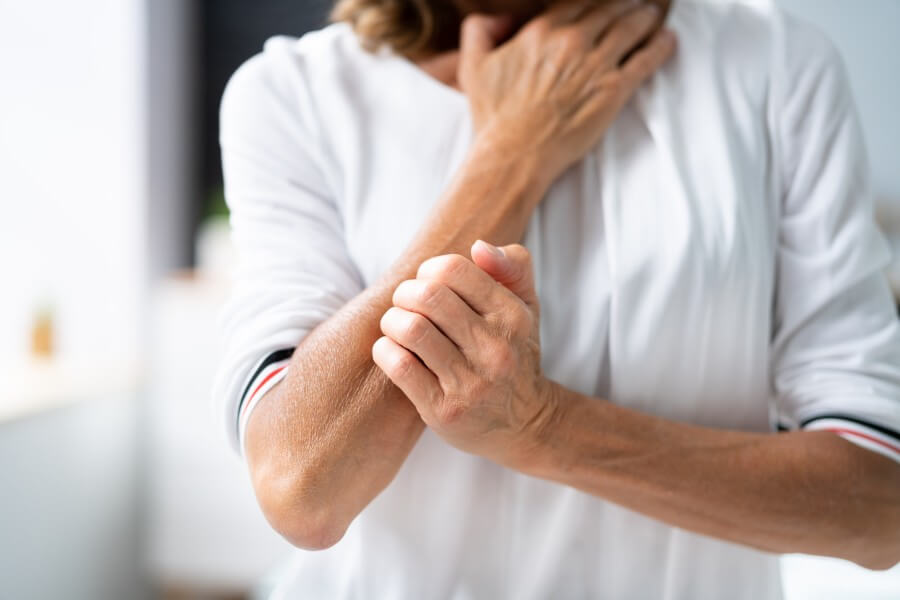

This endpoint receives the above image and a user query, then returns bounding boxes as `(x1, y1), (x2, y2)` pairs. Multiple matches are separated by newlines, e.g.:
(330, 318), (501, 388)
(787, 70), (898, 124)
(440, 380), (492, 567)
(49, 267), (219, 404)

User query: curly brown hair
(330, 0), (465, 58)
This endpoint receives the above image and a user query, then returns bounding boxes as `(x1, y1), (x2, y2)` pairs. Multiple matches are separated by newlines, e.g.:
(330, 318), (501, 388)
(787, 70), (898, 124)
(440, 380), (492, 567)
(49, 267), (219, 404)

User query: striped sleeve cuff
(801, 414), (900, 463)
(236, 348), (294, 456)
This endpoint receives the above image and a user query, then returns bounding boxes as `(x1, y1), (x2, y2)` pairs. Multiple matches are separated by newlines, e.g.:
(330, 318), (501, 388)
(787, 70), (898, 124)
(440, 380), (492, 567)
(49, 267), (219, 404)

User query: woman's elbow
(251, 463), (350, 551)
(849, 542), (900, 572)
(276, 507), (349, 551)
(845, 500), (900, 571)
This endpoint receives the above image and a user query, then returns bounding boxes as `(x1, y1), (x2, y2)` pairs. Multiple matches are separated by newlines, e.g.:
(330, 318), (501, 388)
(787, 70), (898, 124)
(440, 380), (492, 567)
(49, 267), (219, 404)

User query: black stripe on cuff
(237, 348), (295, 417)
(800, 413), (900, 442)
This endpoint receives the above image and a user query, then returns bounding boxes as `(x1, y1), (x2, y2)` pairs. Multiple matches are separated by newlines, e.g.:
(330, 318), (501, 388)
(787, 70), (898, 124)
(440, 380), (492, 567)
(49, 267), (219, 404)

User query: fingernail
(475, 239), (505, 257)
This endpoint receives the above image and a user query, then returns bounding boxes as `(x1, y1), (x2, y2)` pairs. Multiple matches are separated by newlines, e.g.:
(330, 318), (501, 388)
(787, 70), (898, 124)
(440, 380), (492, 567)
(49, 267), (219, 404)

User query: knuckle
(523, 17), (550, 40)
(435, 398), (467, 426)
(403, 312), (430, 345)
(509, 302), (534, 335)
(509, 244), (533, 269)
(379, 309), (394, 334)
(627, 7), (659, 39)
(484, 341), (516, 377)
(555, 27), (587, 54)
(602, 28), (634, 54)
(620, 18), (643, 38)
(486, 301), (532, 340)
(628, 52), (650, 73)
(419, 253), (467, 282)
(441, 254), (468, 275)
(483, 311), (505, 337)
(601, 70), (626, 95)
(416, 279), (443, 309)
(390, 351), (416, 380)
(392, 279), (416, 306)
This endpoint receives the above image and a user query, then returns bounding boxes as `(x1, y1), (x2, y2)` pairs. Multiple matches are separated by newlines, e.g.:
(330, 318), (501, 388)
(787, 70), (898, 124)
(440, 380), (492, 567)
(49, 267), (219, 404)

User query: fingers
(459, 13), (514, 83)
(620, 28), (677, 86)
(372, 335), (441, 408)
(470, 241), (539, 312)
(540, 0), (603, 28)
(380, 307), (466, 384)
(392, 278), (480, 350)
(573, 0), (641, 44)
(593, 3), (663, 70)
(417, 254), (518, 316)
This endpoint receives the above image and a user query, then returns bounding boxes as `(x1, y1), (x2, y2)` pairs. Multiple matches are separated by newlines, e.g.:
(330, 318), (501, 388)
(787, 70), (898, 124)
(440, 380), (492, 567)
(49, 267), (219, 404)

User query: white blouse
(212, 1), (900, 597)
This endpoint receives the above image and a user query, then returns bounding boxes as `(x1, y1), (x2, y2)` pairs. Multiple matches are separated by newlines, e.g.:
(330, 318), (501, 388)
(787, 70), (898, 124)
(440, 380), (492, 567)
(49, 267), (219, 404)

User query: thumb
(459, 13), (513, 85)
(471, 240), (538, 311)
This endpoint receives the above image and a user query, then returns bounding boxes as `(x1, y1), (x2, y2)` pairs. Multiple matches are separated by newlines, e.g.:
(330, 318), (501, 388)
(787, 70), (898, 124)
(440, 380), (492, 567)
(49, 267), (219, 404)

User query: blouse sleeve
(770, 17), (900, 462)
(211, 38), (364, 457)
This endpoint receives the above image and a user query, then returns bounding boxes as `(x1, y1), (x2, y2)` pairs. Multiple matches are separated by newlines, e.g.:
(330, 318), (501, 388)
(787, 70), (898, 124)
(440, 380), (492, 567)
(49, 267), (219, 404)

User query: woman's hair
(330, 0), (463, 58)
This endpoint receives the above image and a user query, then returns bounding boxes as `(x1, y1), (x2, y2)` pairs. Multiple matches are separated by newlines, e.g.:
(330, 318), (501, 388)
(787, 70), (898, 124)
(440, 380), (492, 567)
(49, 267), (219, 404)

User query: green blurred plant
(205, 185), (230, 220)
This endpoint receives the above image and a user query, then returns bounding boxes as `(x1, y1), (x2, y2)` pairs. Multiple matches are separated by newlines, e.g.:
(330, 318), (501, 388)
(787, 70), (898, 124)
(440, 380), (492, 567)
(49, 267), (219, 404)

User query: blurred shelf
(0, 356), (142, 425)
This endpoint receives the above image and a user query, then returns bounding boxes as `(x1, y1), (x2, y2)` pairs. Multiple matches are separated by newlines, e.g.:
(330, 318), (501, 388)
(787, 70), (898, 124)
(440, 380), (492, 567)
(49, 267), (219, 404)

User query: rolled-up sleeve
(212, 39), (363, 457)
(770, 21), (900, 462)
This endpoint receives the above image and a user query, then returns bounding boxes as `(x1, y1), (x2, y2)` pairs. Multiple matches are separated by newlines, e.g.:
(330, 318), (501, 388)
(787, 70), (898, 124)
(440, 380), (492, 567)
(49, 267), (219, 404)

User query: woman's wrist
(467, 128), (556, 196)
(403, 132), (552, 255)
(501, 376), (569, 474)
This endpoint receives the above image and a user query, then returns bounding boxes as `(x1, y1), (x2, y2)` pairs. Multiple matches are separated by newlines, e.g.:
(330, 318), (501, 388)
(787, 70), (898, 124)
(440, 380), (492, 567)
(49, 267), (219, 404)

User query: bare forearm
(245, 0), (679, 549)
(523, 382), (900, 569)
(245, 139), (549, 549)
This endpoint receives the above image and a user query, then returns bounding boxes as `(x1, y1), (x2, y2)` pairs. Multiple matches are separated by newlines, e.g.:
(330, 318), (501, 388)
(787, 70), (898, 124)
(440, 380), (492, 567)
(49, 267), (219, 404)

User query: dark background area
(195, 0), (332, 244)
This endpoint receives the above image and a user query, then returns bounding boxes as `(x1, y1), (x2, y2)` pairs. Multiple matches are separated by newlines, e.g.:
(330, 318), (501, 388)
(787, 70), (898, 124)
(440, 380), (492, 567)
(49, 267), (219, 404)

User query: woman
(213, 0), (900, 597)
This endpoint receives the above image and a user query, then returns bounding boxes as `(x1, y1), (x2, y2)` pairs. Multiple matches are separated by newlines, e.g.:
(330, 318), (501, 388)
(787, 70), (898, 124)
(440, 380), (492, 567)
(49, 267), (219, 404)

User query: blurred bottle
(31, 303), (54, 358)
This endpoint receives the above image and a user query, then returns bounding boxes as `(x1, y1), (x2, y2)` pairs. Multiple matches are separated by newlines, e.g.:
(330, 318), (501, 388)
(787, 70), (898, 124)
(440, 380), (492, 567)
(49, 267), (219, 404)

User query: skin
(375, 241), (900, 570)
(246, 0), (675, 549)
(415, 0), (671, 91)
(245, 0), (900, 570)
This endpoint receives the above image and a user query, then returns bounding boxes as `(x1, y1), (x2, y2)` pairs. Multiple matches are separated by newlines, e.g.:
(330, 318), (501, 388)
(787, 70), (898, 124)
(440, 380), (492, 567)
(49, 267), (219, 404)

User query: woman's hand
(459, 0), (676, 187)
(373, 241), (554, 467)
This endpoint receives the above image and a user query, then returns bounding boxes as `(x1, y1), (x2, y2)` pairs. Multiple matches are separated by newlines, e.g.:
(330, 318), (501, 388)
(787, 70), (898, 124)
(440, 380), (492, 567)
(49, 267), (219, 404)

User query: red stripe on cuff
(240, 364), (288, 418)
(823, 427), (900, 455)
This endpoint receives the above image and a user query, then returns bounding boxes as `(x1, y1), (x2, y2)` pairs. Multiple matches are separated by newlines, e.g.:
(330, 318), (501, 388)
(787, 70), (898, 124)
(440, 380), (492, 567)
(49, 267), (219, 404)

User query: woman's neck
(415, 50), (463, 91)
(412, 0), (673, 90)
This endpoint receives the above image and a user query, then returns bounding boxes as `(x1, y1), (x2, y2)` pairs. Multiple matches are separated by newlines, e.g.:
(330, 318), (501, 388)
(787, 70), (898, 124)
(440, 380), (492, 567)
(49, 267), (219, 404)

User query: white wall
(0, 0), (147, 365)
(0, 1), (150, 598)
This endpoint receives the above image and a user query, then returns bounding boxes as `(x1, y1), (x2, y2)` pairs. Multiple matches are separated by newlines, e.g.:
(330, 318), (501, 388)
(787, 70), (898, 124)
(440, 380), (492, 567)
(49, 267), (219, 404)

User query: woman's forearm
(244, 1), (676, 550)
(523, 381), (900, 569)
(244, 138), (549, 550)
(370, 230), (900, 570)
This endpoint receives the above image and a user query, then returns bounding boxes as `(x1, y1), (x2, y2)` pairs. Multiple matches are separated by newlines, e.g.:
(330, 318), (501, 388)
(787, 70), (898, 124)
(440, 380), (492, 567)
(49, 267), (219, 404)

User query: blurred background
(0, 0), (898, 599)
